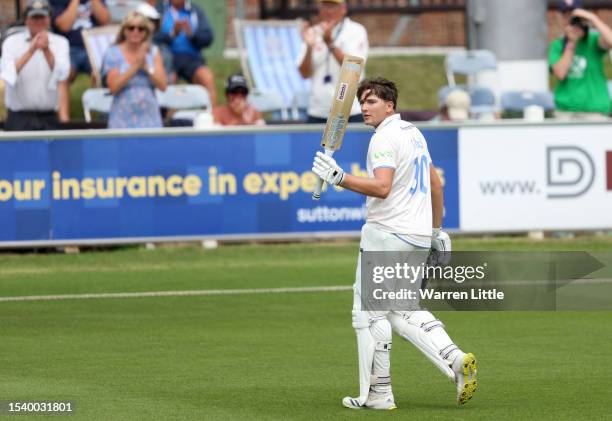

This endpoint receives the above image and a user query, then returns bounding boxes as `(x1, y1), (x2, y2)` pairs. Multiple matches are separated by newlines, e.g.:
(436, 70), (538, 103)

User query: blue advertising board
(0, 127), (458, 245)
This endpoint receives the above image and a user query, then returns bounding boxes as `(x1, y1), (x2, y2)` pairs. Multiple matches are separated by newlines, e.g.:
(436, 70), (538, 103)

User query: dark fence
(260, 0), (612, 20)
(259, 0), (465, 20)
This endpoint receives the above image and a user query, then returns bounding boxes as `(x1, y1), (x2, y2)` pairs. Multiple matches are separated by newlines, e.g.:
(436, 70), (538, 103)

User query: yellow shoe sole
(458, 352), (478, 405)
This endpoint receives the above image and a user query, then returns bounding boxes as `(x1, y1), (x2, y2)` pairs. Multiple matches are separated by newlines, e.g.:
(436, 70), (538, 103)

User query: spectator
(51, 0), (110, 82)
(1, 0), (69, 131)
(549, 0), (612, 120)
(136, 2), (174, 82)
(156, 0), (217, 105)
(297, 0), (368, 124)
(51, 0), (110, 120)
(213, 74), (265, 126)
(430, 88), (471, 122)
(101, 11), (167, 128)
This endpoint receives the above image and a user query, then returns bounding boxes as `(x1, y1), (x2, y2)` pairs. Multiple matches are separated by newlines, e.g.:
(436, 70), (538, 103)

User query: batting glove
(312, 151), (345, 186)
(430, 228), (452, 266)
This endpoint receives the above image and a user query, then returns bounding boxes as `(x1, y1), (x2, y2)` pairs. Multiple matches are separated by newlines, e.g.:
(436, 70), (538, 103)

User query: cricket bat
(312, 55), (365, 200)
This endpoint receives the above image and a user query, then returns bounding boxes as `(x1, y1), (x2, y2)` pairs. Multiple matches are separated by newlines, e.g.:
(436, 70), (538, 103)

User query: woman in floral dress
(102, 11), (167, 128)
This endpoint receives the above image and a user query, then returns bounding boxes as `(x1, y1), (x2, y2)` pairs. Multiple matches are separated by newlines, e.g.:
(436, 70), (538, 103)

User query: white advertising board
(459, 125), (612, 231)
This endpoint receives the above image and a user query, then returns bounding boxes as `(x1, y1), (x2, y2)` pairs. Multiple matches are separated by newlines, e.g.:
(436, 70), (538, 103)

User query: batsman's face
(360, 90), (394, 127)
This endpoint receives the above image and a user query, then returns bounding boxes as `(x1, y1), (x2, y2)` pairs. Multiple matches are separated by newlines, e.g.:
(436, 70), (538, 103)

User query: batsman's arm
(430, 164), (443, 229)
(340, 168), (394, 199)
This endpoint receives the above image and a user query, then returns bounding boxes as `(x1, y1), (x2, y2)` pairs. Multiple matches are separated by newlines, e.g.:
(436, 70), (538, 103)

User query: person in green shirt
(548, 0), (612, 119)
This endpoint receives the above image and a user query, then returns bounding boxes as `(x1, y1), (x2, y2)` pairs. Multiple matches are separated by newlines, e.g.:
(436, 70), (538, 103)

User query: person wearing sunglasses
(100, 11), (167, 129)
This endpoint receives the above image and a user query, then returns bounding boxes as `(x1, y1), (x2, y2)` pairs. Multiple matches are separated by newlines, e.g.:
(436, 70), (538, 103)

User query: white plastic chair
(247, 88), (287, 121)
(156, 84), (212, 123)
(445, 49), (497, 87)
(469, 86), (497, 118)
(234, 19), (310, 120)
(82, 88), (114, 122)
(291, 89), (310, 121)
(500, 90), (555, 112)
(106, 0), (143, 22)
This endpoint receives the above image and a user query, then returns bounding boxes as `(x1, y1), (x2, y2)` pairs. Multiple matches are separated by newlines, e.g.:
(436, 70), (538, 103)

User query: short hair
(356, 77), (398, 110)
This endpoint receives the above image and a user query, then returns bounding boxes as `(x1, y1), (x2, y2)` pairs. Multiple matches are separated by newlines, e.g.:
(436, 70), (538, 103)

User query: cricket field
(1, 237), (611, 420)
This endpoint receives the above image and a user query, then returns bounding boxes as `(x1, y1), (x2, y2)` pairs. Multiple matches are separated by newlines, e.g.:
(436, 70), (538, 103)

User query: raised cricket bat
(312, 55), (365, 200)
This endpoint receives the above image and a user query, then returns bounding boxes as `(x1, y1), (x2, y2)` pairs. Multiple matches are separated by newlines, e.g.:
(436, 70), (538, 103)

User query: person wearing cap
(212, 74), (265, 126)
(156, 0), (217, 105)
(430, 88), (471, 122)
(297, 0), (368, 123)
(0, 0), (69, 130)
(549, 0), (612, 119)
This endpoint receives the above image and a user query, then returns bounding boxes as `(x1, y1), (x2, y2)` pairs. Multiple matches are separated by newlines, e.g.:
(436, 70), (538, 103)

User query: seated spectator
(51, 0), (110, 119)
(136, 2), (174, 83)
(430, 89), (471, 122)
(101, 11), (167, 128)
(549, 0), (612, 120)
(213, 74), (265, 126)
(51, 0), (110, 82)
(156, 0), (217, 105)
(1, 0), (69, 131)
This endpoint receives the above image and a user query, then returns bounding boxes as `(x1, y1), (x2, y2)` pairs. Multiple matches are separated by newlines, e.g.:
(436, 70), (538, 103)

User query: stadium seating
(444, 49), (497, 87)
(469, 86), (497, 119)
(81, 25), (120, 87)
(290, 89), (309, 121)
(500, 90), (555, 119)
(156, 84), (212, 122)
(233, 19), (310, 120)
(437, 84), (497, 119)
(82, 88), (114, 122)
(106, 0), (142, 23)
(247, 88), (288, 121)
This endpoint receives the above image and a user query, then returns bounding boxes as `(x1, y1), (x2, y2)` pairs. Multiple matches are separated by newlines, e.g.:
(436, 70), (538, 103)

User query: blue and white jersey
(365, 114), (433, 243)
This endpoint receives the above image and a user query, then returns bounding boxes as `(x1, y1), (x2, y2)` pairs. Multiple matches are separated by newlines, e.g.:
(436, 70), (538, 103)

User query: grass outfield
(1, 237), (612, 420)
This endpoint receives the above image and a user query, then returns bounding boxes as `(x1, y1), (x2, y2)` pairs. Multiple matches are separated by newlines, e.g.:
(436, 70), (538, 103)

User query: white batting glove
(430, 228), (452, 266)
(312, 151), (345, 186)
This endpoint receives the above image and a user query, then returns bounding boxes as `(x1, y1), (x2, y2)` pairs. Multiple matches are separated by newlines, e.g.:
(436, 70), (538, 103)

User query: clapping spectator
(156, 0), (217, 105)
(136, 2), (174, 82)
(297, 0), (368, 123)
(213, 74), (265, 126)
(51, 0), (110, 119)
(549, 0), (612, 119)
(101, 11), (167, 128)
(1, 0), (69, 130)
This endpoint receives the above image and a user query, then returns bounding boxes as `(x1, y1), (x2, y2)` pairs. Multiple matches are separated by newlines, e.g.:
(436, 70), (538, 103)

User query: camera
(570, 16), (589, 32)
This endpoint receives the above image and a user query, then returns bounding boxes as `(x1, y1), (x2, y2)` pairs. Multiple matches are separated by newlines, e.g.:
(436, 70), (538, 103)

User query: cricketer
(311, 77), (477, 410)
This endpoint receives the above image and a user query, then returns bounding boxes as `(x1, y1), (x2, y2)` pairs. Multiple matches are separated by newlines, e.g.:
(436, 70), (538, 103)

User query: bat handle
(312, 149), (335, 201)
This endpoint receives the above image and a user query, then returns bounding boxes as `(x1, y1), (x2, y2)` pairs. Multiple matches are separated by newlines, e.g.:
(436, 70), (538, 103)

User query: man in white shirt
(1, 0), (70, 131)
(297, 0), (368, 123)
(312, 77), (477, 410)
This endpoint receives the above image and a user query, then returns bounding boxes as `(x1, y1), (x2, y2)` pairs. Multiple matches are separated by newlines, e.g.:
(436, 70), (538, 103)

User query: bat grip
(312, 149), (335, 201)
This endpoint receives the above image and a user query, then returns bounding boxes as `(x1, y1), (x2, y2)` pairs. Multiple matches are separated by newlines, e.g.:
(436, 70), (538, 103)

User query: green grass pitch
(1, 237), (611, 420)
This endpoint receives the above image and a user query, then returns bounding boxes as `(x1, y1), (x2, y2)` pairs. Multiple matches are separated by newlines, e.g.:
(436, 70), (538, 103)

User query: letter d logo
(547, 146), (595, 198)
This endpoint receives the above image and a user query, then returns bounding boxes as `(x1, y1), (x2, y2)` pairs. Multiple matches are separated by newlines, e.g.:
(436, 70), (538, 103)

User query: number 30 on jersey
(409, 155), (429, 195)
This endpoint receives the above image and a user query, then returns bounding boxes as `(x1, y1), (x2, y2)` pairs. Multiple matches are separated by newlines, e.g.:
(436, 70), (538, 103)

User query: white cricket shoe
(342, 396), (364, 409)
(453, 352), (478, 405)
(341, 394), (396, 410)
